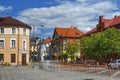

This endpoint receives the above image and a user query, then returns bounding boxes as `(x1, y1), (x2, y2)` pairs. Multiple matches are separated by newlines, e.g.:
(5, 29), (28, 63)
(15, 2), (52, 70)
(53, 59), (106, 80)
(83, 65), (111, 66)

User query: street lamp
(32, 50), (35, 68)
(24, 16), (45, 69)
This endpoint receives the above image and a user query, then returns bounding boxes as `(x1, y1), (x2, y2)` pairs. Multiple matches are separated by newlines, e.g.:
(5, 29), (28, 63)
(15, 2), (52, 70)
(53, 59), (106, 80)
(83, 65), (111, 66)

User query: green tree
(65, 42), (79, 62)
(59, 51), (68, 63)
(81, 27), (120, 60)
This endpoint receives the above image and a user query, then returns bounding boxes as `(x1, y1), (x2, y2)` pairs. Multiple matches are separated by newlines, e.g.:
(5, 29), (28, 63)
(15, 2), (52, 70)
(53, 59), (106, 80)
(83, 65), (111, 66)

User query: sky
(0, 0), (120, 39)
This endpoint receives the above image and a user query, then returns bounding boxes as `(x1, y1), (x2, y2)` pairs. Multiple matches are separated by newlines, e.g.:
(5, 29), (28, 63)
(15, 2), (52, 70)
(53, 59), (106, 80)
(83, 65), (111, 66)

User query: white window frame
(63, 38), (67, 44)
(10, 38), (16, 48)
(11, 27), (16, 34)
(23, 28), (26, 35)
(0, 38), (5, 48)
(0, 27), (4, 34)
(22, 39), (27, 51)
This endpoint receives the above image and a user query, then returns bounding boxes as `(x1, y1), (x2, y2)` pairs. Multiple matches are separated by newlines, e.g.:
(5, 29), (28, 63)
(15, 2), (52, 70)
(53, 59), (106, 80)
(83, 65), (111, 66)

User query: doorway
(22, 54), (26, 65)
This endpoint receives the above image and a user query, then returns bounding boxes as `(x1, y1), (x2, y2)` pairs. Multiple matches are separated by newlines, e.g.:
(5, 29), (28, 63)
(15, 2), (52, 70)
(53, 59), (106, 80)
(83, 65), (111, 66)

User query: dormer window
(0, 27), (4, 34)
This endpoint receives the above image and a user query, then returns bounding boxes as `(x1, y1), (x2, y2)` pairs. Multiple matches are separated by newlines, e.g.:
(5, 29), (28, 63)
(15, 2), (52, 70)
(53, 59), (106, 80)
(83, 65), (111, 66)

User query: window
(23, 41), (26, 50)
(0, 38), (4, 48)
(63, 38), (67, 44)
(23, 28), (26, 35)
(0, 54), (4, 61)
(12, 27), (16, 34)
(11, 54), (16, 63)
(0, 27), (4, 34)
(11, 40), (16, 48)
(23, 39), (26, 51)
(10, 38), (16, 48)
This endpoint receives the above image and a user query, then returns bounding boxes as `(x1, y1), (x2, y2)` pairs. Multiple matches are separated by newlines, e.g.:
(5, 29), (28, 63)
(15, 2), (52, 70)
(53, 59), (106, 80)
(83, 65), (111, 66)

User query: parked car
(108, 59), (120, 69)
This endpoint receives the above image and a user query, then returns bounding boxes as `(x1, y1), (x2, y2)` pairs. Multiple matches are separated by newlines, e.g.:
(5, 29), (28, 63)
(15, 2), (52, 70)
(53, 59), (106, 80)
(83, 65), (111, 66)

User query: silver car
(108, 59), (120, 69)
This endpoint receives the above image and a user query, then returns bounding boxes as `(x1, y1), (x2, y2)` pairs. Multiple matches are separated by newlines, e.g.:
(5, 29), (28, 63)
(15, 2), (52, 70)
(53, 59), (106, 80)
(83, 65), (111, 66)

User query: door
(22, 54), (26, 65)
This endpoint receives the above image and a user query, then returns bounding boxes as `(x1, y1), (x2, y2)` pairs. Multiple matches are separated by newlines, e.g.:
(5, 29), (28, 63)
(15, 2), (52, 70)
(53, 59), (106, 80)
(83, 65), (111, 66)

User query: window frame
(63, 38), (67, 44)
(10, 38), (16, 48)
(11, 27), (16, 34)
(0, 38), (5, 48)
(0, 27), (4, 34)
(23, 39), (27, 51)
(23, 28), (26, 35)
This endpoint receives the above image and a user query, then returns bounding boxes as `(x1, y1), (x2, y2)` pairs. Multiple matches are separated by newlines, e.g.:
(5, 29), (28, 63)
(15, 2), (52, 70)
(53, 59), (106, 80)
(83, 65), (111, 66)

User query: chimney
(99, 15), (104, 23)
(114, 15), (117, 18)
(68, 25), (72, 28)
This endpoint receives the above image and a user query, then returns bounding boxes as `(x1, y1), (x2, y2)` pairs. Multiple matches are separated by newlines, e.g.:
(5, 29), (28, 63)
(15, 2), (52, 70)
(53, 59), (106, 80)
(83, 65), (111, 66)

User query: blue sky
(0, 0), (120, 39)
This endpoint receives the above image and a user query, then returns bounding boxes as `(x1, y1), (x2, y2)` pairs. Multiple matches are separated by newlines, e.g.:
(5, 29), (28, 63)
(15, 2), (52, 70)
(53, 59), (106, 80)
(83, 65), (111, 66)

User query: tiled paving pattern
(0, 64), (120, 80)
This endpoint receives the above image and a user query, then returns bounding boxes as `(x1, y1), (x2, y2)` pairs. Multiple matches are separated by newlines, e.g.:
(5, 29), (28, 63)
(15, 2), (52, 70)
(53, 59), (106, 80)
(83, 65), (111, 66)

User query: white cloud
(17, 0), (120, 37)
(44, 31), (53, 36)
(0, 5), (12, 12)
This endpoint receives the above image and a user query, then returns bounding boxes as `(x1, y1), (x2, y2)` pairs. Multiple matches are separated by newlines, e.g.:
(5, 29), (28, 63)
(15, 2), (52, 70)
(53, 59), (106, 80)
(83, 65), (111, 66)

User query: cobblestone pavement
(0, 65), (120, 80)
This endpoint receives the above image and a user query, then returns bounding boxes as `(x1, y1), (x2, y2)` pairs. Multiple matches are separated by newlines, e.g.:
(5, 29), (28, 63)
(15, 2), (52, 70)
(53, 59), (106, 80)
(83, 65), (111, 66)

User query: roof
(85, 15), (120, 35)
(0, 16), (31, 29)
(54, 26), (84, 38)
(85, 27), (97, 35)
(45, 37), (52, 43)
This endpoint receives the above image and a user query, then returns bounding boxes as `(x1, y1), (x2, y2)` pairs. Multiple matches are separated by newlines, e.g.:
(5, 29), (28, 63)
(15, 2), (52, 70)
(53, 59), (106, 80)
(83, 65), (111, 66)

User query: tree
(59, 51), (68, 63)
(65, 42), (79, 62)
(81, 27), (120, 61)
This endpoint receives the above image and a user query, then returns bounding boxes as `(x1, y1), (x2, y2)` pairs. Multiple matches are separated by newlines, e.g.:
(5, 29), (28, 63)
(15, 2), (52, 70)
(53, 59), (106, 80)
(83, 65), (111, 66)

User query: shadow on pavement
(83, 79), (94, 80)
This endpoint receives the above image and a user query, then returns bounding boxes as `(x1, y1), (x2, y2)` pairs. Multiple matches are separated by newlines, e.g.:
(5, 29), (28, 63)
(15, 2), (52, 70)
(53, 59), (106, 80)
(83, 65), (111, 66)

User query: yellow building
(0, 16), (31, 65)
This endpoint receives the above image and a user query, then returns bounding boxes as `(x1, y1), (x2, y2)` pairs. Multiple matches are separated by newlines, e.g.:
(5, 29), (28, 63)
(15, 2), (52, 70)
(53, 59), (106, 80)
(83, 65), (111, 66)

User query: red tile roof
(85, 27), (97, 35)
(45, 37), (52, 43)
(55, 26), (84, 38)
(85, 15), (120, 35)
(0, 16), (31, 29)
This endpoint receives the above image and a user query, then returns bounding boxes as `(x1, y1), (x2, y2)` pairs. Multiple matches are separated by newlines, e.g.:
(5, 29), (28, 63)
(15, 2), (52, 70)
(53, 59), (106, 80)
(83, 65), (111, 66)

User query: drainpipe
(17, 27), (20, 66)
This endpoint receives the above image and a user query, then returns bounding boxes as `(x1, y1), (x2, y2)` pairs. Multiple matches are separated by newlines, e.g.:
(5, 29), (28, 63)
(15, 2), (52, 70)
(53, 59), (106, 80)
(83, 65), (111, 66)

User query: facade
(0, 16), (31, 65)
(51, 26), (84, 60)
(85, 15), (120, 35)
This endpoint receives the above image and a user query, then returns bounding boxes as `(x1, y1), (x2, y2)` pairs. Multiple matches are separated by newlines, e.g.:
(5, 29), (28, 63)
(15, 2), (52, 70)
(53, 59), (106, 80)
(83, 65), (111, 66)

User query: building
(39, 37), (52, 62)
(51, 26), (84, 60)
(85, 15), (120, 35)
(0, 16), (31, 65)
(30, 37), (41, 62)
(44, 37), (52, 60)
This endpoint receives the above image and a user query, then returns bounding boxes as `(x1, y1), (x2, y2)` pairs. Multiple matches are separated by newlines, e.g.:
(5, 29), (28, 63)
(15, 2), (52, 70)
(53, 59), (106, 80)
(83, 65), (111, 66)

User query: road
(0, 65), (120, 80)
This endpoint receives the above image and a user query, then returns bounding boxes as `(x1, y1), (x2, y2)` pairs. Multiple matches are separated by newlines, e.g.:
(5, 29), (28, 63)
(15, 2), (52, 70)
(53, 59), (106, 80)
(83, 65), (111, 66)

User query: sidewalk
(0, 65), (120, 80)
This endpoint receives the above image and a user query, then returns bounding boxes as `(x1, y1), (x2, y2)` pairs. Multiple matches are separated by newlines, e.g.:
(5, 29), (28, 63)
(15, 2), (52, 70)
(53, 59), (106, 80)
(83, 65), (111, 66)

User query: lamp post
(24, 16), (45, 69)
(32, 50), (35, 68)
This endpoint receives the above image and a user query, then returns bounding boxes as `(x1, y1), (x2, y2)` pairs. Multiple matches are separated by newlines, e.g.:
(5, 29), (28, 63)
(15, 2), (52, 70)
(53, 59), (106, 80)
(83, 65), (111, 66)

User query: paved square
(0, 66), (119, 80)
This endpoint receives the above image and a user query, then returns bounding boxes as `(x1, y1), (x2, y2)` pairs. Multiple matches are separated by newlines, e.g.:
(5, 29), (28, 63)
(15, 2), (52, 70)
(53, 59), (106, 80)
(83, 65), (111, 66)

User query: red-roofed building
(45, 37), (52, 43)
(85, 15), (120, 35)
(51, 26), (84, 60)
(0, 16), (31, 65)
